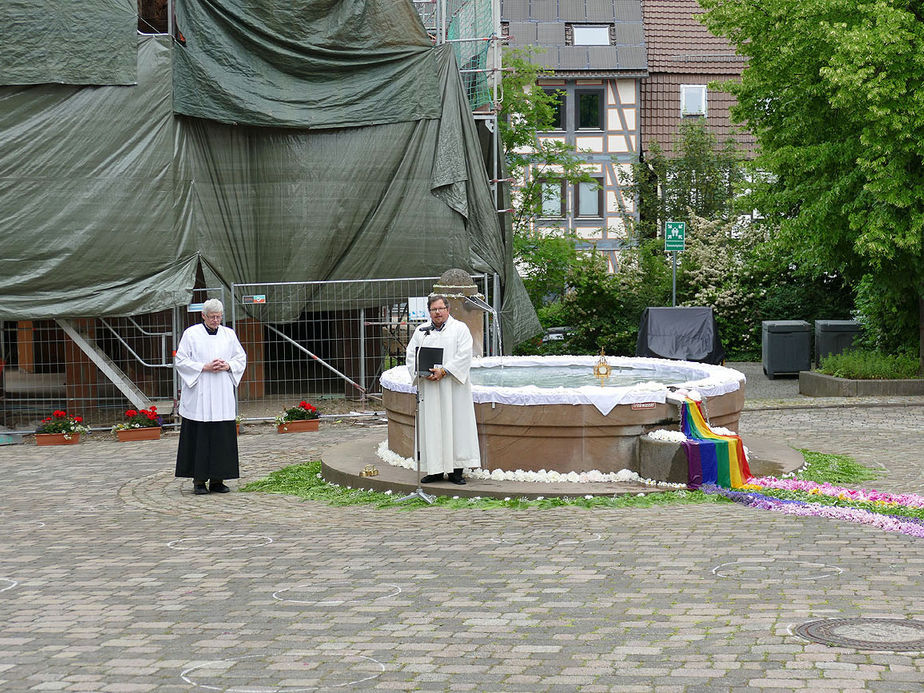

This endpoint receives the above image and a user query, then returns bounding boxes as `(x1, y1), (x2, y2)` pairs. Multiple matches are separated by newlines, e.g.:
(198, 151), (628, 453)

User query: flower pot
(36, 433), (80, 446)
(236, 423), (240, 435)
(277, 419), (319, 434)
(116, 427), (161, 442)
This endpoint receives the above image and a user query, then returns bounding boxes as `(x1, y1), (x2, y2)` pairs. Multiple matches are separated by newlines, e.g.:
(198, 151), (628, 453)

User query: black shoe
(420, 473), (444, 484)
(448, 473), (466, 485)
(209, 481), (230, 493)
(193, 483), (208, 495)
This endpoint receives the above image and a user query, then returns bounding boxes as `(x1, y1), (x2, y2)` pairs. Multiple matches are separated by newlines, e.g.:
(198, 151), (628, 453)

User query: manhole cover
(793, 618), (924, 651)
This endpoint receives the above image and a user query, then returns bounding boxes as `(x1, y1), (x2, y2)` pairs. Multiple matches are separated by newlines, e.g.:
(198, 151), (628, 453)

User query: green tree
(624, 119), (744, 239)
(680, 215), (853, 359)
(700, 0), (924, 372)
(500, 50), (595, 305)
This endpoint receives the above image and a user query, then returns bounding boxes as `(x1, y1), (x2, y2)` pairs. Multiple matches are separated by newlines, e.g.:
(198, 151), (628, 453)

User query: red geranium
(115, 407), (163, 431)
(279, 400), (320, 423)
(36, 411), (89, 435)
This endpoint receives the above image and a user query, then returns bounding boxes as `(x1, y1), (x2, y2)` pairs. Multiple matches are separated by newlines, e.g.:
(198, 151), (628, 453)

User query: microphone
(419, 323), (434, 335)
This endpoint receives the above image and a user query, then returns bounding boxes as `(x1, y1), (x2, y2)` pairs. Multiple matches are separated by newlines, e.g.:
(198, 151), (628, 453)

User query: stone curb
(799, 370), (924, 397)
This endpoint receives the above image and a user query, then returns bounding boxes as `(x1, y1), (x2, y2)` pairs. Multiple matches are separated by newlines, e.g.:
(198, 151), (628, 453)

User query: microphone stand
(396, 344), (435, 505)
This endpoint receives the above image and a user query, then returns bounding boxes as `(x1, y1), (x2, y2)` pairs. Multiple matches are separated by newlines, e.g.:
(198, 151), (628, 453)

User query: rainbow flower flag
(680, 397), (751, 489)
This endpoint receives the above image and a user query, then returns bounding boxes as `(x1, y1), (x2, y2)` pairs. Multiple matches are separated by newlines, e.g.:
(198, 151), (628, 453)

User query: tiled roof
(639, 1), (754, 157)
(642, 0), (743, 74)
(501, 0), (647, 73)
(639, 73), (755, 157)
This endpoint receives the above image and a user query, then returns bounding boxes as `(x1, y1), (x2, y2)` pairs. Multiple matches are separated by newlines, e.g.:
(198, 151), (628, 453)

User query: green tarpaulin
(0, 2), (540, 347)
(0, 0), (137, 86)
(173, 0), (442, 129)
(0, 37), (197, 317)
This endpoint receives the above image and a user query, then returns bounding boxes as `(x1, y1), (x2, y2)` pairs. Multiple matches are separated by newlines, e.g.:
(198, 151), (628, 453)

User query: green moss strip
(796, 449), (881, 484)
(240, 460), (731, 510)
(242, 450), (892, 512)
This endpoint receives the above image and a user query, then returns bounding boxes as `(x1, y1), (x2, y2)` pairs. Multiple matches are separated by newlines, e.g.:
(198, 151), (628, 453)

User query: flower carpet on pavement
(706, 478), (924, 538)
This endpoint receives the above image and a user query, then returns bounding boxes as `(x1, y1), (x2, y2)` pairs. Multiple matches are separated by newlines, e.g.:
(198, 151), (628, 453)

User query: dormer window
(569, 25), (612, 46)
(681, 85), (707, 117)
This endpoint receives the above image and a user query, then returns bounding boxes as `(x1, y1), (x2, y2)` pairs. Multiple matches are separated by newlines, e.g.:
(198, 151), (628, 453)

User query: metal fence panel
(230, 275), (498, 409)
(0, 278), (499, 432)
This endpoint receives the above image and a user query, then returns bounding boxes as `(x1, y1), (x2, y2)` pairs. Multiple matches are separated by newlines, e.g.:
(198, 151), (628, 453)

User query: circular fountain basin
(380, 355), (746, 474)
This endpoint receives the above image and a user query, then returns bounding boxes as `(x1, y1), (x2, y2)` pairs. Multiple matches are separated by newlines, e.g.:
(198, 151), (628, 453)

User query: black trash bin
(815, 320), (861, 366)
(761, 320), (811, 379)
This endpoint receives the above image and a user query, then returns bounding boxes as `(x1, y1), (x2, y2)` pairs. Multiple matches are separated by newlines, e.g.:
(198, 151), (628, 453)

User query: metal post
(167, 0), (173, 38)
(230, 287), (238, 414)
(492, 272), (502, 355)
(437, 0), (445, 45)
(359, 307), (366, 404)
(172, 306), (180, 417)
(672, 251), (677, 307)
(396, 352), (435, 505)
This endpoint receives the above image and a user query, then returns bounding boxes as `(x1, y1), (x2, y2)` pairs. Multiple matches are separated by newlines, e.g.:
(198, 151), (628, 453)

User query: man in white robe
(405, 294), (481, 484)
(174, 299), (247, 495)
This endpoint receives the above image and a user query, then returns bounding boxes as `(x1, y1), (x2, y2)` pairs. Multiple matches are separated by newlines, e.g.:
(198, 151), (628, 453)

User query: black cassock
(173, 322), (245, 482)
(175, 419), (239, 481)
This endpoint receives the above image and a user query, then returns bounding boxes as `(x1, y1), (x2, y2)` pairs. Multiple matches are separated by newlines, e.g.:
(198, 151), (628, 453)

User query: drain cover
(794, 618), (924, 651)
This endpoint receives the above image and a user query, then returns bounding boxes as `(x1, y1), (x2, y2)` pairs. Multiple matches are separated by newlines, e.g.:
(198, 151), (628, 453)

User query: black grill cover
(635, 307), (726, 364)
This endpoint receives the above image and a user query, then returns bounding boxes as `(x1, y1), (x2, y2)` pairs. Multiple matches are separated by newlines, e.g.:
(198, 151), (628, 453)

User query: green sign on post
(665, 221), (685, 252)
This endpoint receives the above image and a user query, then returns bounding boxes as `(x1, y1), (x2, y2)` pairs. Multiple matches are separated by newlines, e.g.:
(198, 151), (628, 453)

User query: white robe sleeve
(405, 325), (427, 381)
(442, 317), (472, 384)
(175, 326), (205, 389)
(225, 327), (247, 387)
(176, 324), (247, 422)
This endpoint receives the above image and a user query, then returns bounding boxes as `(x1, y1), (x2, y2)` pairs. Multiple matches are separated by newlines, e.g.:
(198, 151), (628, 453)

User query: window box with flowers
(111, 406), (163, 441)
(35, 410), (89, 446)
(275, 400), (320, 433)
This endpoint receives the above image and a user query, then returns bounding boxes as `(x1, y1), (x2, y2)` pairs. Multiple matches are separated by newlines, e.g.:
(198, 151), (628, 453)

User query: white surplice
(405, 315), (481, 474)
(175, 323), (247, 422)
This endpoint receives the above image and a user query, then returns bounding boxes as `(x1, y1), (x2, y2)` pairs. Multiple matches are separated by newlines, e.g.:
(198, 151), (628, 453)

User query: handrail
(264, 323), (366, 395)
(124, 316), (171, 338)
(99, 318), (172, 369)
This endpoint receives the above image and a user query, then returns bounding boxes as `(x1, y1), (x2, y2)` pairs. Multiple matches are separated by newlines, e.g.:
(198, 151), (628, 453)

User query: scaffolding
(413, 0), (506, 217)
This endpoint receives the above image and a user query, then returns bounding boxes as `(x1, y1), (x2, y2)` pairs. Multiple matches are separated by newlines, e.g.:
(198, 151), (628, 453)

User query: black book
(415, 346), (444, 375)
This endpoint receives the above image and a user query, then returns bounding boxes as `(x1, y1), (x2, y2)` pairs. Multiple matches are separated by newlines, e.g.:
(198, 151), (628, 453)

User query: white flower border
(376, 441), (686, 489)
(380, 355), (744, 416)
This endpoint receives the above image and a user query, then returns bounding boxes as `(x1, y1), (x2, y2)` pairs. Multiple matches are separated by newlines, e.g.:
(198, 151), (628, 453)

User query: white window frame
(680, 84), (707, 117)
(575, 179), (603, 218)
(538, 179), (566, 218)
(572, 25), (611, 46)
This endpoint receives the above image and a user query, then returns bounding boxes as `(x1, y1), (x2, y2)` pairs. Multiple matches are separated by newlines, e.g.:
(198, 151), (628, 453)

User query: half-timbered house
(500, 0), (648, 269)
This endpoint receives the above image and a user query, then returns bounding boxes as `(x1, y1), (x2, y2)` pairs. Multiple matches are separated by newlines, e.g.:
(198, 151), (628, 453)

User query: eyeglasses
(429, 306), (448, 313)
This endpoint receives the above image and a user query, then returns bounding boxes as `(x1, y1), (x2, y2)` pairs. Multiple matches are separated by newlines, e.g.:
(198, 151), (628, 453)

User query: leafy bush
(552, 248), (670, 356)
(853, 276), (919, 355)
(514, 218), (856, 361)
(509, 118), (906, 361)
(817, 349), (919, 380)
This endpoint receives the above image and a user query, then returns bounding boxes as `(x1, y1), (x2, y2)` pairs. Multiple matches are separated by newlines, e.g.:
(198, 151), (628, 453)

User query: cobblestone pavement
(1, 392), (923, 691)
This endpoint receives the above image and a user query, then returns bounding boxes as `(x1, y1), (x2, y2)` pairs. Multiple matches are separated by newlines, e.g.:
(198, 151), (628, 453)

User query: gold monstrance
(593, 348), (612, 386)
